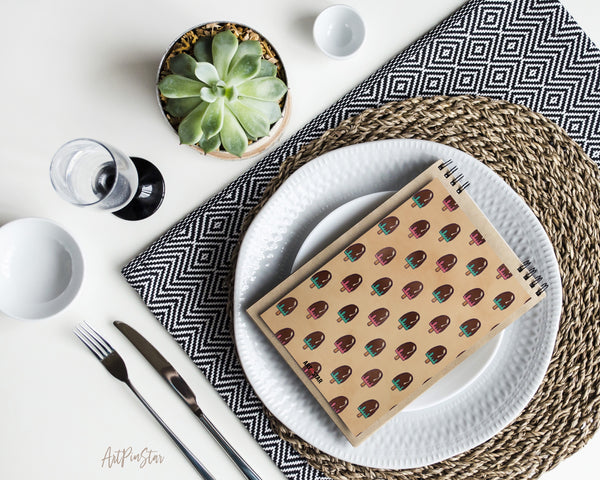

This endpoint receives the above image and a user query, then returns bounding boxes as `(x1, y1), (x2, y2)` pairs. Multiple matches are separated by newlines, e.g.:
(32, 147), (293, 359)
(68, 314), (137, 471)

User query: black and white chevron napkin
(122, 0), (600, 478)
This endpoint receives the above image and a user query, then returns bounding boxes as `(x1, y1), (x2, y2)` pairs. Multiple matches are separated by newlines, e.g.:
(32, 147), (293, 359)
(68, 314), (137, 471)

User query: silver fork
(74, 322), (216, 480)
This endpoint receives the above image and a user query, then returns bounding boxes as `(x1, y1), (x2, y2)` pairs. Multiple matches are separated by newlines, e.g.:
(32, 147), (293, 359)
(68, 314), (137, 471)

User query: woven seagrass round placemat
(232, 95), (600, 479)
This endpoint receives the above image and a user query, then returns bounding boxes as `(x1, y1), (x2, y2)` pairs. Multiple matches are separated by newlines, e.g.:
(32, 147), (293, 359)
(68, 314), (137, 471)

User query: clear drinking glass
(50, 138), (164, 220)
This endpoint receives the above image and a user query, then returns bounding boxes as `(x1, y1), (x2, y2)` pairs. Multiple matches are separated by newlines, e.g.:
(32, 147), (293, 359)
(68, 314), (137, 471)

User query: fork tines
(74, 322), (114, 360)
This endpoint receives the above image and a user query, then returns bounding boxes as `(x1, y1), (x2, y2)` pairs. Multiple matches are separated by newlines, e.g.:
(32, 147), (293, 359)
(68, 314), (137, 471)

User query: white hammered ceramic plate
(233, 139), (562, 468)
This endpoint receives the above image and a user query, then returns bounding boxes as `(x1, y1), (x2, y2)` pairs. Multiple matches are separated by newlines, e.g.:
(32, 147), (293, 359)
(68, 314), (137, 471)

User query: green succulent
(158, 30), (288, 157)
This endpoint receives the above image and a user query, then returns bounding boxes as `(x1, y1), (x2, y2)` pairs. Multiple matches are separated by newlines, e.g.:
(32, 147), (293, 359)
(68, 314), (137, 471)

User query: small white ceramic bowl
(313, 4), (366, 59)
(0, 218), (84, 320)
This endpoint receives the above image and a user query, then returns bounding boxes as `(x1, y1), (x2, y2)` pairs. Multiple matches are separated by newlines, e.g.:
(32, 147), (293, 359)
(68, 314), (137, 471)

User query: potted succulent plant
(157, 23), (289, 159)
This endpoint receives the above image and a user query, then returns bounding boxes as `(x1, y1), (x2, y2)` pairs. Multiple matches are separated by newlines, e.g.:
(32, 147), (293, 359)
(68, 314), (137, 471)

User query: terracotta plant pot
(157, 22), (290, 160)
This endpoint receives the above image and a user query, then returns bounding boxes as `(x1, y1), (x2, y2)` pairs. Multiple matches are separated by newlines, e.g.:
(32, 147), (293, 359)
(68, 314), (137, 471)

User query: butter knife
(114, 321), (262, 480)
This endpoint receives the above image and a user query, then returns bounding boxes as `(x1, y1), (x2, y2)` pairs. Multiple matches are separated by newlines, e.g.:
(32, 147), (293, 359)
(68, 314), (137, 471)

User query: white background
(0, 0), (598, 478)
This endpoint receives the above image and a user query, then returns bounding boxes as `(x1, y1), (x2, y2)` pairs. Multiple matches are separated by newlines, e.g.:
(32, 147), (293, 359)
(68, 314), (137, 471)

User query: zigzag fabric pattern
(122, 0), (600, 478)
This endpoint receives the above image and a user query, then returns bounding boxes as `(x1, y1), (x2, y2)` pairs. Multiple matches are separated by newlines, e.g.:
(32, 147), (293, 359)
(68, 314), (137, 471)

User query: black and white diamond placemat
(122, 1), (600, 478)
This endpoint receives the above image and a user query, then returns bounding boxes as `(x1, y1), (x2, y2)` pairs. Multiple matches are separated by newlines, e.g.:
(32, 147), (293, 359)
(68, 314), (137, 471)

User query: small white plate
(233, 139), (562, 468)
(313, 5), (366, 59)
(0, 218), (84, 320)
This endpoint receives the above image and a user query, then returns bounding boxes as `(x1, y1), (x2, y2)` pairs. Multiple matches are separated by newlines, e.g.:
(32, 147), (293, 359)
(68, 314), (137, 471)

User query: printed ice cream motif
(333, 335), (356, 353)
(303, 331), (325, 350)
(337, 304), (359, 323)
(310, 270), (331, 289)
(374, 246), (396, 266)
(377, 216), (399, 235)
(493, 291), (515, 310)
(496, 264), (513, 279)
(404, 250), (427, 269)
(302, 362), (321, 380)
(340, 273), (362, 292)
(276, 297), (297, 316)
(364, 338), (386, 357)
(395, 341), (417, 360)
(306, 300), (328, 319)
(401, 281), (423, 300)
(371, 277), (393, 296)
(398, 311), (420, 330)
(438, 223), (461, 242)
(367, 308), (390, 326)
(275, 327), (294, 345)
(425, 345), (447, 364)
(343, 243), (366, 262)
(391, 372), (413, 391)
(459, 318), (481, 337)
(435, 253), (457, 272)
(463, 288), (485, 306)
(408, 220), (430, 239)
(429, 315), (451, 333)
(357, 399), (379, 418)
(442, 195), (459, 212)
(330, 365), (352, 384)
(432, 284), (454, 303)
(411, 189), (434, 208)
(361, 368), (383, 387)
(466, 257), (488, 276)
(469, 229), (486, 246)
(329, 396), (348, 414)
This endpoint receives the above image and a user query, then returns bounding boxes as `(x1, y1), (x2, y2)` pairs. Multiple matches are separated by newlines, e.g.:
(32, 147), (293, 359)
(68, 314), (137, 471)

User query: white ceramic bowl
(0, 218), (84, 320)
(313, 5), (366, 59)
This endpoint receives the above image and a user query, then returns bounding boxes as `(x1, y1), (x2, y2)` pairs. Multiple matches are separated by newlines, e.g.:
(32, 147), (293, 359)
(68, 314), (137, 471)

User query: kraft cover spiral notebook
(247, 160), (546, 446)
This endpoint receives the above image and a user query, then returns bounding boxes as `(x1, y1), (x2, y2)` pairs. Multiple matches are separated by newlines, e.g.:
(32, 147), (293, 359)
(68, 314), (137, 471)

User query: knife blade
(114, 321), (262, 480)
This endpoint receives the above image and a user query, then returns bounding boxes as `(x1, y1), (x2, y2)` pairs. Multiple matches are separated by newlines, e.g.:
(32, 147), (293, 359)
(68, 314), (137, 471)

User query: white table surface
(0, 1), (598, 478)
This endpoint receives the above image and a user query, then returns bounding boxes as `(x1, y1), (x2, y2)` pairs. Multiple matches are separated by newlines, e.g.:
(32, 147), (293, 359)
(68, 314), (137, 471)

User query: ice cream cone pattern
(333, 334), (356, 353)
(466, 257), (488, 276)
(367, 308), (390, 326)
(404, 250), (427, 269)
(411, 189), (434, 208)
(303, 331), (325, 350)
(364, 338), (386, 357)
(459, 318), (481, 337)
(343, 243), (366, 262)
(398, 311), (420, 330)
(442, 195), (459, 212)
(391, 372), (413, 391)
(340, 273), (362, 292)
(357, 399), (379, 418)
(435, 253), (457, 272)
(275, 297), (297, 316)
(374, 246), (396, 265)
(493, 291), (515, 310)
(496, 264), (513, 279)
(469, 229), (486, 246)
(306, 300), (328, 319)
(329, 396), (348, 414)
(432, 284), (454, 303)
(361, 368), (383, 387)
(275, 327), (294, 345)
(401, 281), (423, 299)
(463, 288), (485, 306)
(438, 223), (461, 242)
(377, 216), (399, 235)
(310, 270), (331, 289)
(302, 362), (321, 380)
(337, 304), (359, 323)
(370, 277), (393, 296)
(425, 345), (447, 364)
(429, 315), (451, 333)
(330, 365), (352, 384)
(394, 341), (417, 360)
(408, 220), (430, 238)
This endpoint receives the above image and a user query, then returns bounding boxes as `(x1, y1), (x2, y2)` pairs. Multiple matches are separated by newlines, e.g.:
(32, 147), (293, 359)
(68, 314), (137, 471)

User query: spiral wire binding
(438, 159), (471, 193)
(518, 260), (548, 296)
